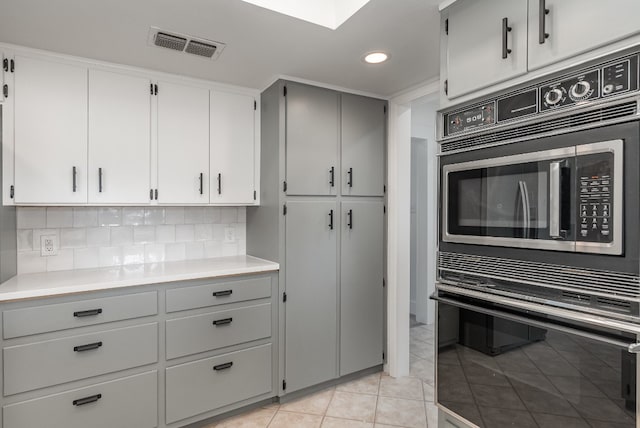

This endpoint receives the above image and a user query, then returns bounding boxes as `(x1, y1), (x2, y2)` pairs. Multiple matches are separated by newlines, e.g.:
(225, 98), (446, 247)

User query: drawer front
(4, 291), (157, 339)
(3, 371), (157, 428)
(166, 303), (271, 359)
(165, 344), (272, 424)
(166, 275), (271, 313)
(4, 323), (158, 395)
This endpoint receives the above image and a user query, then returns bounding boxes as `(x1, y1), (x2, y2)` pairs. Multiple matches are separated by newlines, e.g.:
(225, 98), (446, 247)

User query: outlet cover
(224, 227), (235, 243)
(40, 234), (58, 256)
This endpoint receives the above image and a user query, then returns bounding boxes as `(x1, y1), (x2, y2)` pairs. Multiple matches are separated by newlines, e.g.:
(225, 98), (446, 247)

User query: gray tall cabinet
(247, 81), (386, 394)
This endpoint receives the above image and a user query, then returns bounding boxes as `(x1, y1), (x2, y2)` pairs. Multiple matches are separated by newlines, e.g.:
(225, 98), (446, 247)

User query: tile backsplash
(17, 207), (246, 274)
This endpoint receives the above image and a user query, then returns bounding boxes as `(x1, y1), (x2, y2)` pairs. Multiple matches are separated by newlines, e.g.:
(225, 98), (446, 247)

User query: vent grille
(596, 296), (632, 311)
(154, 32), (187, 51)
(438, 252), (640, 301)
(185, 40), (217, 58)
(148, 27), (225, 60)
(441, 101), (638, 153)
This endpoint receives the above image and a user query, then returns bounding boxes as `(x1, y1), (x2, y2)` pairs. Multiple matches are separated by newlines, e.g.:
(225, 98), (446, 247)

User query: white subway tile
(60, 228), (87, 249)
(46, 207), (74, 228)
(99, 246), (123, 267)
(204, 241), (223, 258)
(144, 208), (165, 225)
(74, 247), (100, 270)
(203, 207), (221, 224)
(122, 208), (145, 226)
(238, 240), (247, 255)
(86, 227), (111, 247)
(122, 245), (145, 265)
(134, 226), (156, 244)
(220, 207), (238, 224)
(17, 230), (33, 252)
(237, 207), (246, 223)
(165, 208), (185, 225)
(98, 208), (122, 226)
(17, 207), (46, 229)
(111, 226), (134, 246)
(32, 229), (60, 252)
(185, 242), (204, 260)
(222, 242), (239, 257)
(212, 224), (225, 241)
(234, 223), (246, 241)
(144, 243), (165, 263)
(73, 208), (98, 228)
(184, 207), (205, 224)
(18, 251), (47, 274)
(175, 225), (195, 242)
(156, 225), (176, 243)
(46, 249), (74, 272)
(194, 224), (213, 241)
(165, 242), (186, 262)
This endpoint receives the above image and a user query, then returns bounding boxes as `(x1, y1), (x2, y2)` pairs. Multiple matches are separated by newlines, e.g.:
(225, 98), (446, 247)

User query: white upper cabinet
(157, 81), (210, 204)
(210, 90), (256, 204)
(14, 56), (88, 204)
(446, 0), (528, 98)
(88, 69), (151, 204)
(528, 0), (640, 71)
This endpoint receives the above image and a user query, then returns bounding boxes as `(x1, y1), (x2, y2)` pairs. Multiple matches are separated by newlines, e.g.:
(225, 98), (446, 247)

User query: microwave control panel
(576, 153), (614, 243)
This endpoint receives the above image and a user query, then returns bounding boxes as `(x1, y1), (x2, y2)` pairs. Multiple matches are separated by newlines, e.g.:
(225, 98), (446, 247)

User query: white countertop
(0, 255), (279, 302)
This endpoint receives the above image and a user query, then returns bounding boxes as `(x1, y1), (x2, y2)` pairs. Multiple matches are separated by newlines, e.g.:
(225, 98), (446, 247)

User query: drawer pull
(74, 341), (103, 352)
(212, 317), (233, 326)
(212, 290), (233, 297)
(213, 362), (233, 371)
(73, 308), (103, 318)
(73, 393), (102, 406)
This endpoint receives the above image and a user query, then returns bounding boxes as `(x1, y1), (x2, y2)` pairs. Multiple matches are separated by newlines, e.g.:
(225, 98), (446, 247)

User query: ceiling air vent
(148, 27), (225, 60)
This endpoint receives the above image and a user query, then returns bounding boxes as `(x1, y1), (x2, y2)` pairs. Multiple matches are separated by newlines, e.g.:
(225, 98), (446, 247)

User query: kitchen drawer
(166, 303), (271, 359)
(166, 275), (271, 313)
(3, 291), (157, 339)
(165, 344), (272, 424)
(4, 322), (158, 395)
(3, 371), (157, 428)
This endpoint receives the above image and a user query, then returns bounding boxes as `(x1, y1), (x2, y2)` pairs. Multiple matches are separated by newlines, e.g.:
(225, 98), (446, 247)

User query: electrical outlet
(40, 234), (58, 256)
(224, 227), (235, 243)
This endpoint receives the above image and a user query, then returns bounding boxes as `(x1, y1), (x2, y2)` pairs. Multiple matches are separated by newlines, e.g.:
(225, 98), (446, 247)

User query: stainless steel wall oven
(435, 49), (640, 428)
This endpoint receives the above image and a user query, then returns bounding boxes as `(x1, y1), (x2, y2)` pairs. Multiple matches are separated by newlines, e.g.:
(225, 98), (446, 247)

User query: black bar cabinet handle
(329, 209), (334, 230)
(347, 209), (353, 230)
(73, 394), (102, 406)
(199, 173), (204, 195)
(2, 59), (7, 72)
(212, 317), (233, 326)
(213, 289), (233, 297)
(502, 17), (512, 59)
(347, 168), (353, 188)
(539, 0), (550, 44)
(217, 173), (222, 195)
(329, 167), (335, 187)
(74, 341), (103, 352)
(98, 168), (103, 193)
(74, 308), (103, 318)
(72, 166), (77, 192)
(213, 362), (233, 371)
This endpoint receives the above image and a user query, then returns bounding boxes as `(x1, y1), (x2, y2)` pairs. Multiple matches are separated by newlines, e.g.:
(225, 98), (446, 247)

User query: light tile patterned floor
(207, 322), (437, 428)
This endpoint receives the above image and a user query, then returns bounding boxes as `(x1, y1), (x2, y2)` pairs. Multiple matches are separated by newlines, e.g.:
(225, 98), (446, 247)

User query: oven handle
(549, 161), (561, 238)
(432, 293), (640, 353)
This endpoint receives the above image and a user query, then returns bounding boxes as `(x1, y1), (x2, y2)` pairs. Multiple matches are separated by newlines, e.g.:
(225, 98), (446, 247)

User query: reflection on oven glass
(437, 305), (636, 427)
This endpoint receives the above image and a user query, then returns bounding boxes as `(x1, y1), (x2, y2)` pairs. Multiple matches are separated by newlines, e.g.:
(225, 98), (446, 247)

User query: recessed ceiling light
(364, 52), (389, 64)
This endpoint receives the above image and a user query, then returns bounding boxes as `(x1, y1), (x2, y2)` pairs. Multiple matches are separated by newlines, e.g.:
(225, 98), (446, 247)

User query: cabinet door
(0, 52), (6, 103)
(210, 90), (256, 204)
(88, 70), (151, 204)
(342, 94), (385, 196)
(286, 83), (339, 196)
(446, 0), (528, 98)
(340, 200), (384, 375)
(14, 56), (88, 204)
(285, 201), (337, 392)
(157, 82), (210, 204)
(528, 0), (640, 71)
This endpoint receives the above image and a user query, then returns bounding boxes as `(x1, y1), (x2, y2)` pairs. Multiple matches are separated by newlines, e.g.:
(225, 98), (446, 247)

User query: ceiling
(0, 0), (441, 97)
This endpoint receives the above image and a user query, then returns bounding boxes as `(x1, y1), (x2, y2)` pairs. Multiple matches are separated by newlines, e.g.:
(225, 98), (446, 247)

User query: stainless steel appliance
(435, 49), (640, 428)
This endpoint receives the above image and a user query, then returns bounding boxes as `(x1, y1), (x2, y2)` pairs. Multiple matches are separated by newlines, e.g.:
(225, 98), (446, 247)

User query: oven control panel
(577, 154), (614, 243)
(446, 102), (495, 136)
(540, 70), (600, 111)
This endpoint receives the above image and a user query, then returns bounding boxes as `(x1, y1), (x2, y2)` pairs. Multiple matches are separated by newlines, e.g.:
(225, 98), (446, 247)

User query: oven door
(434, 292), (639, 428)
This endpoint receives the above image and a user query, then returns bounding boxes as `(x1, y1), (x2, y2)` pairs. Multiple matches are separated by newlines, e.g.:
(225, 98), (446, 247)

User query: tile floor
(207, 321), (437, 428)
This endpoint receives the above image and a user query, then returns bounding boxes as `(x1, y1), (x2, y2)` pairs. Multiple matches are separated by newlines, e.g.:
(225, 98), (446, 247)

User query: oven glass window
(437, 302), (637, 427)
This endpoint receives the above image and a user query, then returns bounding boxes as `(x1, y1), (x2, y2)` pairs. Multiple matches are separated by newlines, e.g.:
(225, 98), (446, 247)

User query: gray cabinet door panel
(446, 0), (528, 98)
(340, 201), (384, 375)
(528, 0), (640, 71)
(341, 94), (386, 197)
(285, 201), (338, 392)
(285, 83), (339, 195)
(3, 371), (158, 428)
(165, 344), (272, 424)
